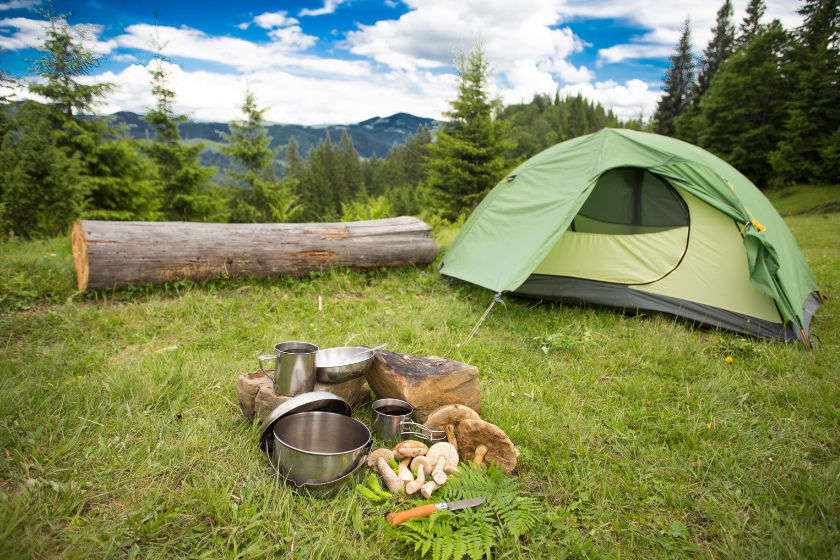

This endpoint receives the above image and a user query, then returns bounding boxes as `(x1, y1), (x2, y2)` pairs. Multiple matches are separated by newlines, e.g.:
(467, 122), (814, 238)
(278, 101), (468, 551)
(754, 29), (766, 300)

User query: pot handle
(258, 355), (277, 381)
(400, 419), (446, 443)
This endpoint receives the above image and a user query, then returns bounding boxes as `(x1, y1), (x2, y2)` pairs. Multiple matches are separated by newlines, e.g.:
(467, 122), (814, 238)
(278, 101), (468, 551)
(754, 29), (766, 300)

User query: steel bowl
(315, 346), (374, 383)
(272, 411), (371, 485)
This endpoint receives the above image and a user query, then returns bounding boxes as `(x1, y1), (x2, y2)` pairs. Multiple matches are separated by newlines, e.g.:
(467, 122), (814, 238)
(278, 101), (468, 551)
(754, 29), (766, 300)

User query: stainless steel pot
(315, 346), (375, 383)
(272, 411), (371, 485)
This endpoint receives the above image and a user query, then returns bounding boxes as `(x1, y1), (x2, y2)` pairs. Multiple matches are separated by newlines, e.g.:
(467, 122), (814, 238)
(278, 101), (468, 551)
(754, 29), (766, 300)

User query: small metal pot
(272, 411), (371, 485)
(315, 346), (374, 383)
(372, 398), (446, 445)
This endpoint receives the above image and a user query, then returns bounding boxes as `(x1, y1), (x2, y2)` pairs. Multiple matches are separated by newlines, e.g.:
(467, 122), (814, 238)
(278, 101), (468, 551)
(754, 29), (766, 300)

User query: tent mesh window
(572, 167), (689, 235)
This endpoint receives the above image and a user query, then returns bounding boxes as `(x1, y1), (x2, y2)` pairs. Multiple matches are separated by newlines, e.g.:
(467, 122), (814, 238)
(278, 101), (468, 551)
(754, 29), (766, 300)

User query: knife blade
(386, 497), (486, 527)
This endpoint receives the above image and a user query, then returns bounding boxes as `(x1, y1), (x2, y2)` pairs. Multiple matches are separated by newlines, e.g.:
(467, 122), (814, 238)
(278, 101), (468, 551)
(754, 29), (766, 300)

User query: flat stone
(362, 350), (480, 422)
(235, 370), (371, 424)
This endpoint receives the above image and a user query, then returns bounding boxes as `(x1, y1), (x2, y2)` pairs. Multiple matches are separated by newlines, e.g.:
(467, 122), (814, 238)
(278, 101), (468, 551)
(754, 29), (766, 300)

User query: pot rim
(273, 411), (371, 457)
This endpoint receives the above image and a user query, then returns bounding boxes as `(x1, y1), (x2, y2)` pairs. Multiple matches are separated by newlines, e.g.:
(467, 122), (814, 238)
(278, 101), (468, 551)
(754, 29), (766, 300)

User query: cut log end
(71, 221), (89, 292)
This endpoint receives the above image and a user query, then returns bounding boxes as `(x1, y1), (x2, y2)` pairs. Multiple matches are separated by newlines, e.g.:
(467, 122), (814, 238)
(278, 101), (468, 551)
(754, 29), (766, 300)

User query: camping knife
(386, 497), (486, 527)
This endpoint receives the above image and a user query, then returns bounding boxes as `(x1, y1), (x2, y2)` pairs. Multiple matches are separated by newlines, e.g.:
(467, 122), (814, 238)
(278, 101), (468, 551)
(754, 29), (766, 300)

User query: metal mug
(259, 341), (319, 397)
(371, 398), (446, 445)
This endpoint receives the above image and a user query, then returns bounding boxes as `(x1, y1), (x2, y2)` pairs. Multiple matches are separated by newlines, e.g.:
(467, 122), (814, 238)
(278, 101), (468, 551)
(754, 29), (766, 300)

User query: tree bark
(71, 217), (437, 290)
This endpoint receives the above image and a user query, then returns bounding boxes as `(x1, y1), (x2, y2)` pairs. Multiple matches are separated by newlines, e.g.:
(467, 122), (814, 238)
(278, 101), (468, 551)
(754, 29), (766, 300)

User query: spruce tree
(338, 130), (362, 200)
(735, 0), (767, 48)
(283, 135), (306, 180)
(141, 12), (219, 221)
(426, 36), (513, 219)
(698, 21), (790, 187)
(695, 0), (736, 101)
(219, 89), (287, 222)
(770, 0), (839, 185)
(654, 18), (695, 137)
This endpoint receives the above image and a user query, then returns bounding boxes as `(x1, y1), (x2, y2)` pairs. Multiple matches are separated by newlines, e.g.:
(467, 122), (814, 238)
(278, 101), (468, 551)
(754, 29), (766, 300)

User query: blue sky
(0, 0), (802, 124)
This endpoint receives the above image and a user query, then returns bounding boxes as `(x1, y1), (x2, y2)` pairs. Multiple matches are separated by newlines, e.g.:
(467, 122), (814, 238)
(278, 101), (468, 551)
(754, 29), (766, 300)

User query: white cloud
(559, 79), (660, 119)
(0, 0), (41, 11)
(112, 24), (361, 75)
(0, 16), (42, 49)
(60, 60), (454, 125)
(239, 11), (299, 30)
(0, 16), (114, 55)
(579, 0), (804, 66)
(299, 0), (351, 17)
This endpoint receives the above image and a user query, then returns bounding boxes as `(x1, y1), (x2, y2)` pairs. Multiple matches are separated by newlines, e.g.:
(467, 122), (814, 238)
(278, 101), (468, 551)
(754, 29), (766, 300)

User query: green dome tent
(439, 128), (822, 346)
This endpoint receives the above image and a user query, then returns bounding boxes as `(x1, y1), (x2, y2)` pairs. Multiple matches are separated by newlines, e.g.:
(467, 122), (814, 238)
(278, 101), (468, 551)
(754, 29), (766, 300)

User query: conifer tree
(1, 5), (159, 234)
(735, 0), (767, 48)
(770, 0), (839, 185)
(426, 36), (513, 218)
(338, 129), (362, 200)
(283, 135), (306, 180)
(141, 12), (219, 221)
(654, 18), (695, 137)
(698, 21), (790, 187)
(695, 0), (736, 101)
(219, 89), (289, 222)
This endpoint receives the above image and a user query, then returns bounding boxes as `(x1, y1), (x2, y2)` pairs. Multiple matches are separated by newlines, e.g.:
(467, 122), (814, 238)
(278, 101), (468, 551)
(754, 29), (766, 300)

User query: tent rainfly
(439, 129), (822, 346)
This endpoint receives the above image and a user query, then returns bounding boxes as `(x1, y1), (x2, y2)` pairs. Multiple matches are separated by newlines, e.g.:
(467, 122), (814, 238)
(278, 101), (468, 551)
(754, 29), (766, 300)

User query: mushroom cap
(367, 448), (394, 469)
(455, 419), (517, 474)
(410, 455), (432, 473)
(426, 442), (458, 470)
(423, 404), (481, 432)
(392, 440), (429, 460)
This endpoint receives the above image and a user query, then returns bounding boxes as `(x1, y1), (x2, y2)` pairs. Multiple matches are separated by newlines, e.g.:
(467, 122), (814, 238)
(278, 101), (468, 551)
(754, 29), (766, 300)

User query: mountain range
(108, 111), (438, 168)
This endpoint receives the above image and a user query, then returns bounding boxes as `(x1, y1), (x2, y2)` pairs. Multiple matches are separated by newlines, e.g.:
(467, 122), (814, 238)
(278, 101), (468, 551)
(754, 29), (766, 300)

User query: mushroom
(419, 480), (438, 498)
(376, 456), (405, 493)
(426, 442), (458, 485)
(423, 405), (481, 450)
(392, 440), (428, 461)
(397, 457), (414, 482)
(367, 448), (395, 469)
(443, 464), (462, 477)
(405, 456), (431, 495)
(454, 419), (518, 474)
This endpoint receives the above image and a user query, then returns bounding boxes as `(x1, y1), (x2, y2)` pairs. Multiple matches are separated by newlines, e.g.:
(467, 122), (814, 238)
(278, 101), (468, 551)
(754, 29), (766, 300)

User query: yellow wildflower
(725, 356), (733, 363)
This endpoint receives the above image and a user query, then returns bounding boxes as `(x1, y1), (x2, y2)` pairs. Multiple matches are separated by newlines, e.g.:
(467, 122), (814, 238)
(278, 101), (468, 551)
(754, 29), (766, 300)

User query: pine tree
(1, 5), (159, 235)
(283, 135), (306, 180)
(426, 36), (513, 218)
(141, 12), (219, 221)
(770, 0), (840, 185)
(219, 89), (287, 222)
(654, 17), (695, 137)
(338, 129), (362, 200)
(695, 0), (736, 101)
(698, 21), (790, 187)
(735, 0), (767, 48)
(27, 4), (114, 117)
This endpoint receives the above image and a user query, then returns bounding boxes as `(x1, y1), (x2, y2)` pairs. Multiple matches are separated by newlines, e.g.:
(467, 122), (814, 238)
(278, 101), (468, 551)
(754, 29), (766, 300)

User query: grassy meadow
(0, 186), (838, 559)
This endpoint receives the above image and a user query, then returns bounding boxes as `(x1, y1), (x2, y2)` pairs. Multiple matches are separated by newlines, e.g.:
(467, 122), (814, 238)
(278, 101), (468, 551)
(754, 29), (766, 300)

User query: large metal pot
(272, 411), (371, 485)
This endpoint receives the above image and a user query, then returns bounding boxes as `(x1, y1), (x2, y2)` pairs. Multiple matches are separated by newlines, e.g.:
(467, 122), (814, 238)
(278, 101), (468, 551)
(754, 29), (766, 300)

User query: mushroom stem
(443, 465), (462, 476)
(377, 457), (405, 493)
(445, 424), (458, 449)
(398, 457), (414, 482)
(432, 455), (447, 475)
(473, 444), (488, 468)
(420, 480), (441, 499)
(405, 464), (426, 495)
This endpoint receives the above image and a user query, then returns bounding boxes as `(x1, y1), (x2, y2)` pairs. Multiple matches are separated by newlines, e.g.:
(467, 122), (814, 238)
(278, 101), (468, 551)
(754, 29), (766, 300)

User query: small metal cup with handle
(259, 341), (319, 397)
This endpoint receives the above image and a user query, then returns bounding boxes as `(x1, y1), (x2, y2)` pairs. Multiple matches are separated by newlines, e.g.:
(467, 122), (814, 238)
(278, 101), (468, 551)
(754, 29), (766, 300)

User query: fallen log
(71, 217), (437, 290)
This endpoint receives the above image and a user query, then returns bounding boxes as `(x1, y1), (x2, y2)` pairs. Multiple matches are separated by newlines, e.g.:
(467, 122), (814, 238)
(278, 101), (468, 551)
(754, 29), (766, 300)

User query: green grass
(763, 184), (840, 215)
(1, 193), (838, 559)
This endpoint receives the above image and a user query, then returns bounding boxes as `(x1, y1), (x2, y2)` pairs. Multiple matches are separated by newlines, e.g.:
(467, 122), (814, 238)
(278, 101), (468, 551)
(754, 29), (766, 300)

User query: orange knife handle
(386, 503), (439, 527)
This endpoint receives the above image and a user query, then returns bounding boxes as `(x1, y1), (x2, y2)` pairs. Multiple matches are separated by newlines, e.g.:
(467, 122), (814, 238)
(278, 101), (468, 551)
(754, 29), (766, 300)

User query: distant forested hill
(107, 111), (438, 174)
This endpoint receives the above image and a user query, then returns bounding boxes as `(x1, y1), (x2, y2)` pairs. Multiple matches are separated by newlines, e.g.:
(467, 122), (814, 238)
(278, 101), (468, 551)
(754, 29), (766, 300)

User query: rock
(363, 350), (480, 422)
(235, 371), (371, 423)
